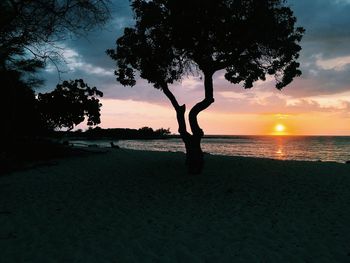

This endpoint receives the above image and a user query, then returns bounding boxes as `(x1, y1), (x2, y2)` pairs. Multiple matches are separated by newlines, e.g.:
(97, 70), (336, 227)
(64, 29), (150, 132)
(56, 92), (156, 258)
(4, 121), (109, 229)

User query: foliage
(1, 70), (43, 138)
(155, 128), (171, 136)
(37, 79), (103, 131)
(138, 126), (155, 137)
(108, 0), (304, 90)
(137, 127), (170, 137)
(1, 0), (110, 139)
(0, 0), (110, 71)
(79, 127), (171, 139)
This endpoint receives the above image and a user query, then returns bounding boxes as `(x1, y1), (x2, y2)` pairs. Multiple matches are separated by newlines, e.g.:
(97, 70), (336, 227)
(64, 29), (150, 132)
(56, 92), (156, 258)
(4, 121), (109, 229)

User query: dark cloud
(283, 64), (350, 97)
(38, 0), (350, 106)
(290, 0), (350, 41)
(38, 0), (132, 91)
(283, 0), (350, 96)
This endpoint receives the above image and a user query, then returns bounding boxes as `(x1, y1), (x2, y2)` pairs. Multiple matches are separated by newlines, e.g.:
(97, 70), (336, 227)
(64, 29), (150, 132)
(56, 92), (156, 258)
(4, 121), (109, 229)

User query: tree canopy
(37, 79), (103, 131)
(108, 0), (304, 90)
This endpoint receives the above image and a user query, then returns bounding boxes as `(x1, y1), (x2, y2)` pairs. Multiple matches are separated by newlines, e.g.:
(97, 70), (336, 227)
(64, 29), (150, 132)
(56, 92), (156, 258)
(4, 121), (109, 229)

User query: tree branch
(162, 84), (190, 138)
(189, 71), (215, 137)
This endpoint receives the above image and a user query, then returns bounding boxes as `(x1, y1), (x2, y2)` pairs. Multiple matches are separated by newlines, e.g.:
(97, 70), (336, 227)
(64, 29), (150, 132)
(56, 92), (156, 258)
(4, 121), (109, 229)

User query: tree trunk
(162, 70), (214, 174)
(183, 134), (204, 174)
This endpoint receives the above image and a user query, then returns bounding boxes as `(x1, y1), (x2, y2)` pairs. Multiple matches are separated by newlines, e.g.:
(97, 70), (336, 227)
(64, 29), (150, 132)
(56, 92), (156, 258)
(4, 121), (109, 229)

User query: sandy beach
(1, 148), (350, 262)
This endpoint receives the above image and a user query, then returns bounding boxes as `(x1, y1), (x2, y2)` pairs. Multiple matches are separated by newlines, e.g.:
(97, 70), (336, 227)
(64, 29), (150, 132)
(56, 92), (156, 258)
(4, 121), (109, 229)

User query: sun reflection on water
(274, 137), (285, 159)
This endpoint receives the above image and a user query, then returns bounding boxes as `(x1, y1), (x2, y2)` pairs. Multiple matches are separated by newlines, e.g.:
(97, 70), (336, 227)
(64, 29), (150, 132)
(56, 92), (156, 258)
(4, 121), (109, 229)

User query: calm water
(71, 136), (350, 163)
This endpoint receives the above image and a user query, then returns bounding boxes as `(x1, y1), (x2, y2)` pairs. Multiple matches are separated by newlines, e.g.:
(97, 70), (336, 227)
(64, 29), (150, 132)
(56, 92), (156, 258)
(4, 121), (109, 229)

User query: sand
(1, 148), (350, 262)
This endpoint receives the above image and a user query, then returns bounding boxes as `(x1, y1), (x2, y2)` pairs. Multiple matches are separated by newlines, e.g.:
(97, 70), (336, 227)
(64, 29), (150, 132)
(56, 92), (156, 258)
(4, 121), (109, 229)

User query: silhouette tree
(1, 0), (109, 140)
(37, 79), (103, 131)
(108, 0), (304, 174)
(1, 70), (43, 139)
(155, 128), (171, 137)
(1, 0), (110, 71)
(138, 127), (155, 137)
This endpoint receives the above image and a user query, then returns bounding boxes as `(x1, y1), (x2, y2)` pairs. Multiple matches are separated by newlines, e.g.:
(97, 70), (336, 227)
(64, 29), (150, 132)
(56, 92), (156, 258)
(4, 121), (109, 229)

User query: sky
(39, 0), (350, 135)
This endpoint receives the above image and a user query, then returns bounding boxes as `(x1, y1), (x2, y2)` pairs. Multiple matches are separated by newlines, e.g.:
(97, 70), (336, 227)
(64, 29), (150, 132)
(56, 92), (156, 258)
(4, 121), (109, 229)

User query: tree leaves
(37, 79), (103, 131)
(109, 0), (304, 90)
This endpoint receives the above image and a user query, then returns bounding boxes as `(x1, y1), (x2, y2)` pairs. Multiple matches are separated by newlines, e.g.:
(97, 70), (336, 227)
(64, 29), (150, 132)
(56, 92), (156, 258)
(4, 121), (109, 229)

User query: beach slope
(1, 149), (350, 262)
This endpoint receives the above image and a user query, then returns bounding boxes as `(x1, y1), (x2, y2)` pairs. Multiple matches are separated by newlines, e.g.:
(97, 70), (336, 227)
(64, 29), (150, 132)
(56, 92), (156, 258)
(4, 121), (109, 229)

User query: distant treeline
(58, 126), (174, 140)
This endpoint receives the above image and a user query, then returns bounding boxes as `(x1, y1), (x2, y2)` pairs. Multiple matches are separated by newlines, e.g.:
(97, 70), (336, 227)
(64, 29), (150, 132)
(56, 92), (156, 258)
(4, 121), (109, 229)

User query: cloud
(61, 47), (114, 76)
(290, 0), (350, 41)
(315, 55), (350, 71)
(274, 0), (350, 97)
(36, 0), (350, 123)
(38, 1), (132, 91)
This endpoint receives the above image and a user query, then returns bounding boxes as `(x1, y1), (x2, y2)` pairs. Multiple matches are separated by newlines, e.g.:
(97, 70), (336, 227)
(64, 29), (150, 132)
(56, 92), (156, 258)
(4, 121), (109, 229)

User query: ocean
(70, 136), (350, 163)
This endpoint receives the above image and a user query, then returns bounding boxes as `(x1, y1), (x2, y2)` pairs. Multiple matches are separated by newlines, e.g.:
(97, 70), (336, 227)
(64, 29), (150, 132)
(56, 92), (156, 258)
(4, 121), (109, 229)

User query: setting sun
(275, 124), (286, 132)
(272, 123), (289, 135)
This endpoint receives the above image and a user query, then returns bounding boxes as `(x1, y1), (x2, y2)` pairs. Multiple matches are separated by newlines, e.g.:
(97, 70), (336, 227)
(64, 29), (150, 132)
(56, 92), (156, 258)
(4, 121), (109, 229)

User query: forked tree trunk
(162, 70), (214, 174)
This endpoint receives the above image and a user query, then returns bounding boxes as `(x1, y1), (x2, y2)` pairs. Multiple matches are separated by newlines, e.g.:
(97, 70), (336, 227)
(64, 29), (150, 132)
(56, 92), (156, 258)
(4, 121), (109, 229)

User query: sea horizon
(203, 134), (350, 138)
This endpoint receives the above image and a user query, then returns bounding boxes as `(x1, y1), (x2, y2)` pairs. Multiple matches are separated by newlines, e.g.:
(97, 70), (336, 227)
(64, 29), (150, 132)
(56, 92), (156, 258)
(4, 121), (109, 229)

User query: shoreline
(1, 148), (350, 261)
(3, 144), (349, 177)
(67, 135), (350, 164)
(69, 144), (350, 165)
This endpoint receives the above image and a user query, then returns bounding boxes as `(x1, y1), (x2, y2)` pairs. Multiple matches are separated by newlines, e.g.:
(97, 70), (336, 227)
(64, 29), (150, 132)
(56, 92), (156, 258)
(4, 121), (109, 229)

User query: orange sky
(76, 95), (350, 135)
